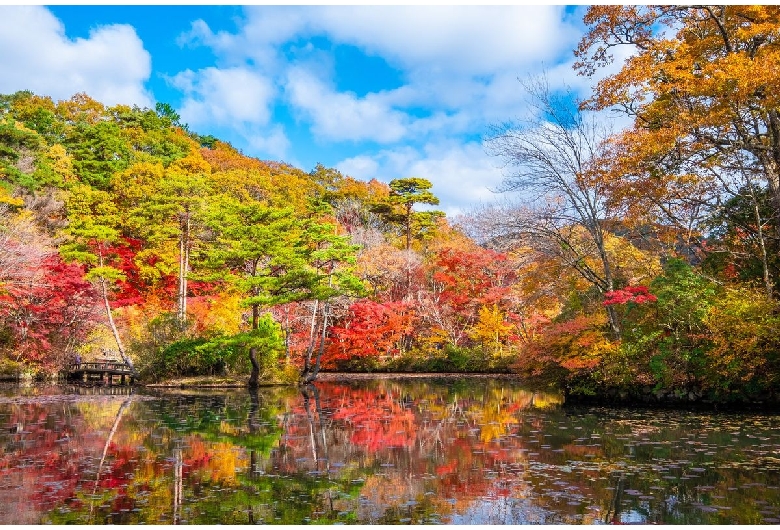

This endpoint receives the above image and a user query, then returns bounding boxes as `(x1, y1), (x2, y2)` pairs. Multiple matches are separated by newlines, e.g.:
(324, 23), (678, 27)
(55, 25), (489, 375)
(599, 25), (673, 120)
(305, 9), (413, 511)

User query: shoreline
(142, 371), (524, 388)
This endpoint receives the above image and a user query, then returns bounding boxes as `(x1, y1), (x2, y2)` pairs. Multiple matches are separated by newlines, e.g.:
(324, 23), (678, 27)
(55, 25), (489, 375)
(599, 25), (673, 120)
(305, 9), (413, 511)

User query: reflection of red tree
(327, 385), (417, 452)
(266, 383), (584, 523)
(183, 436), (213, 471)
(97, 443), (137, 491)
(0, 402), (141, 523)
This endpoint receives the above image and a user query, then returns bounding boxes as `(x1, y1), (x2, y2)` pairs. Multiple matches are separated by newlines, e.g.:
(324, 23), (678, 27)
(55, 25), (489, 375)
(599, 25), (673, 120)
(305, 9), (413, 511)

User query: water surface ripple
(0, 379), (778, 524)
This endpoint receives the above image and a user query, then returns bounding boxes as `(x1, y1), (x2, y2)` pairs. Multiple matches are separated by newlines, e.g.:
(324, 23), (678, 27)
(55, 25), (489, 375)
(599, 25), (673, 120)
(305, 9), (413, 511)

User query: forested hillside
(1, 6), (779, 403)
(0, 90), (520, 385)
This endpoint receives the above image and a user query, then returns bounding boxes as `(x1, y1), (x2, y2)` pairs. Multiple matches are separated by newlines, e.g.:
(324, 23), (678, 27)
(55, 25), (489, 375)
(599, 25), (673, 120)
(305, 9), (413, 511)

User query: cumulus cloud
(336, 142), (505, 216)
(178, 6), (586, 145)
(405, 143), (506, 217)
(0, 5), (152, 106)
(337, 155), (379, 181)
(204, 6), (578, 77)
(246, 125), (291, 161)
(170, 66), (275, 127)
(312, 6), (576, 76)
(285, 67), (408, 143)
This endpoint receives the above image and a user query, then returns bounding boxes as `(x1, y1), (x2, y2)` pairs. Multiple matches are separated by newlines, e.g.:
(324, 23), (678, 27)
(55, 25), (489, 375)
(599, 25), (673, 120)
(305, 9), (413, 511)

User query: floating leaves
(0, 380), (779, 524)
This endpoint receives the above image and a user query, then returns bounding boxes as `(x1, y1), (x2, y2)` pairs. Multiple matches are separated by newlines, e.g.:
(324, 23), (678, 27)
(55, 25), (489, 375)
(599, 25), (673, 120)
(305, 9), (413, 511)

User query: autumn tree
(703, 183), (780, 293)
(111, 149), (210, 324)
(385, 177), (442, 251)
(419, 246), (516, 350)
(200, 195), (308, 387)
(484, 77), (626, 338)
(0, 255), (100, 370)
(325, 300), (414, 368)
(296, 216), (363, 384)
(0, 204), (99, 371)
(60, 184), (134, 368)
(576, 5), (780, 297)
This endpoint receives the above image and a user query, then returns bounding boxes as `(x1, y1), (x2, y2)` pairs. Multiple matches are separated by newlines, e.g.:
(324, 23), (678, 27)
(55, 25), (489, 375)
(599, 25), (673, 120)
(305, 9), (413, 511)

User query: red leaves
(0, 254), (99, 368)
(326, 300), (414, 366)
(603, 285), (657, 306)
(431, 248), (515, 309)
(104, 238), (144, 308)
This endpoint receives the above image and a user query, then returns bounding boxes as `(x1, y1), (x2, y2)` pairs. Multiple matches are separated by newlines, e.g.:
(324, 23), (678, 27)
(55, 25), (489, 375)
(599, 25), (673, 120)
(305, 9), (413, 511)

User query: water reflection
(0, 379), (778, 524)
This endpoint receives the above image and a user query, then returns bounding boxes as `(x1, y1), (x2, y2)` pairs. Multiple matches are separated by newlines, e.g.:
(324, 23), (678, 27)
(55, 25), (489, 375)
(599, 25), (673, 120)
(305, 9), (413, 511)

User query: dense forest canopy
(1, 6), (779, 402)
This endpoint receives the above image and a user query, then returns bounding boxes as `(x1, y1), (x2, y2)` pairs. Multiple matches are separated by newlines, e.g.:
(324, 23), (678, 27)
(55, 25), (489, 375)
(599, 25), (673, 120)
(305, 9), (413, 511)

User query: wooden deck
(67, 360), (136, 385)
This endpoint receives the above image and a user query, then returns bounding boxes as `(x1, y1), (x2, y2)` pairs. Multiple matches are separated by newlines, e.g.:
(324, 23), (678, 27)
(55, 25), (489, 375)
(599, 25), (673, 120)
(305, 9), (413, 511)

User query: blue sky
(0, 5), (608, 215)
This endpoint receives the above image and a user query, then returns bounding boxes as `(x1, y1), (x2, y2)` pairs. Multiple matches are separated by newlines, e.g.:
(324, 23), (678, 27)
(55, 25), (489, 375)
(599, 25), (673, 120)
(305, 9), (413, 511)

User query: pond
(0, 377), (779, 524)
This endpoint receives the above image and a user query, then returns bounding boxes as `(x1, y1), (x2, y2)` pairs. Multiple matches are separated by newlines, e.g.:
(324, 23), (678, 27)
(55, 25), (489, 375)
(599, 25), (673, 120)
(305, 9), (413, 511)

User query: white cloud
(336, 142), (505, 216)
(406, 143), (506, 217)
(176, 6), (588, 146)
(285, 67), (408, 143)
(337, 155), (379, 180)
(179, 8), (312, 72)
(171, 66), (275, 127)
(0, 5), (152, 106)
(219, 6), (579, 77)
(246, 125), (291, 161)
(313, 6), (576, 76)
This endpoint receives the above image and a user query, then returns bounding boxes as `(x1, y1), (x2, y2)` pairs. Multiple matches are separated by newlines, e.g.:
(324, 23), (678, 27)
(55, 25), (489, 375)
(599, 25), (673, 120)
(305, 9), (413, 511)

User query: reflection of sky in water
(450, 497), (564, 525)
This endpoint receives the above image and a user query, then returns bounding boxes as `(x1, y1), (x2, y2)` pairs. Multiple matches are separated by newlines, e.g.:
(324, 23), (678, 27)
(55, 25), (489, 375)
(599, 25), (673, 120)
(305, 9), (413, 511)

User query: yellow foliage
(55, 92), (105, 124)
(703, 286), (780, 386)
(189, 293), (243, 336)
(0, 187), (24, 208)
(111, 161), (165, 205)
(578, 6), (780, 237)
(417, 326), (451, 352)
(170, 147), (212, 176)
(468, 305), (513, 354)
(75, 325), (118, 360)
(208, 168), (271, 203)
(602, 230), (662, 285)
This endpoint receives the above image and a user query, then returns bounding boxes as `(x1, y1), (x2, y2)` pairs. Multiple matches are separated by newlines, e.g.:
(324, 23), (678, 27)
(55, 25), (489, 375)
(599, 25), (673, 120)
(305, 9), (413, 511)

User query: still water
(0, 377), (779, 525)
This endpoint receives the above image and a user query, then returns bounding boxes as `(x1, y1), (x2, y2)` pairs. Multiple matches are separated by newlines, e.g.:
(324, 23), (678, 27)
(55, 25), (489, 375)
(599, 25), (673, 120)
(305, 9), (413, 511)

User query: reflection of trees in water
(89, 399), (131, 523)
(258, 379), (565, 523)
(3, 381), (780, 524)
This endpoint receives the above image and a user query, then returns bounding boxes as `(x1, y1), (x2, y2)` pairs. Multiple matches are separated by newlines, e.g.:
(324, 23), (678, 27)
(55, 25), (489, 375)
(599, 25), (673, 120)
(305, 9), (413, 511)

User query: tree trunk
(750, 187), (774, 299)
(765, 111), (780, 222)
(302, 301), (330, 384)
(301, 299), (320, 381)
(592, 222), (622, 340)
(763, 111), (780, 297)
(604, 304), (621, 340)
(177, 213), (190, 325)
(599, 258), (622, 340)
(405, 203), (412, 251)
(98, 250), (133, 368)
(247, 346), (260, 389)
(248, 303), (260, 388)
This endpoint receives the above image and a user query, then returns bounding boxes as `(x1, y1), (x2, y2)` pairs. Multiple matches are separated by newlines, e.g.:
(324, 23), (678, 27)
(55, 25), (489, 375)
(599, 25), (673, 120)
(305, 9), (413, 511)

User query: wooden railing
(67, 360), (136, 385)
(69, 361), (134, 374)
